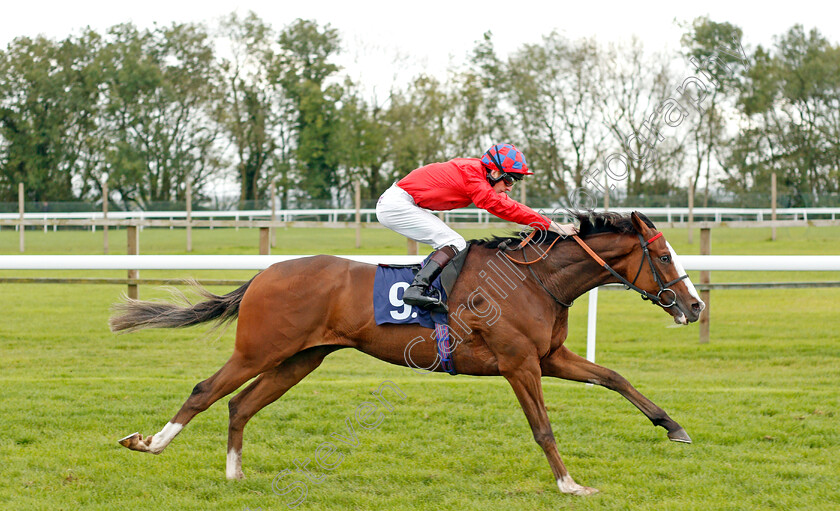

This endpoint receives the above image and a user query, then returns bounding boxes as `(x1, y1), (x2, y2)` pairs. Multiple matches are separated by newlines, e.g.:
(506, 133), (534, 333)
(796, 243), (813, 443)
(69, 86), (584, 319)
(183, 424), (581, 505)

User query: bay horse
(110, 211), (704, 496)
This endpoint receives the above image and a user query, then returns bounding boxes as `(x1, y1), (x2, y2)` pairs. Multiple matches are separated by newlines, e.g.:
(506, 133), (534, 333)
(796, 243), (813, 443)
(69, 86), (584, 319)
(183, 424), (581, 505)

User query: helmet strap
(486, 148), (509, 185)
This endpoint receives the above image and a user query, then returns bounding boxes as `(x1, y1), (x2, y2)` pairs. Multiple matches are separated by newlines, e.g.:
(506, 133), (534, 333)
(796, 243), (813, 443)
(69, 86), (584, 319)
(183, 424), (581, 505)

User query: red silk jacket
(396, 158), (550, 229)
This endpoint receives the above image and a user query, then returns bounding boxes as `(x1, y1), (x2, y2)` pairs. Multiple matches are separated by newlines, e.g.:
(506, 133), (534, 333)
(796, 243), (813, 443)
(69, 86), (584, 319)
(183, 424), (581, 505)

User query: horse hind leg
(119, 351), (267, 455)
(226, 346), (341, 480)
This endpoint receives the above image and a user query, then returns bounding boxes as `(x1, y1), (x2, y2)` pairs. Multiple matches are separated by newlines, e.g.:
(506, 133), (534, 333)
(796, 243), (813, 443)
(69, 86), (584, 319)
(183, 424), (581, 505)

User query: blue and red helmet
(480, 143), (532, 176)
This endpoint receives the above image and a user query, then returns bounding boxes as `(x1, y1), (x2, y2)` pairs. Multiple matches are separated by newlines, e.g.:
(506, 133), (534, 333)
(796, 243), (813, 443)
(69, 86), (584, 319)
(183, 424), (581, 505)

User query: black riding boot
(403, 245), (458, 313)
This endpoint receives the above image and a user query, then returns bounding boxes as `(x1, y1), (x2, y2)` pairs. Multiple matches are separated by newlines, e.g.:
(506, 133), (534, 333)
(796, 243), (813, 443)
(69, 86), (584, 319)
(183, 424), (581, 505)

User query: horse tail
(109, 277), (256, 333)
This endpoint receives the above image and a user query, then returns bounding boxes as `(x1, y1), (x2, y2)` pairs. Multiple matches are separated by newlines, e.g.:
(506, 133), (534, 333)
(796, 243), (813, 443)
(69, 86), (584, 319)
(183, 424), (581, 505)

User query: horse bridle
(598, 232), (689, 308)
(503, 230), (689, 308)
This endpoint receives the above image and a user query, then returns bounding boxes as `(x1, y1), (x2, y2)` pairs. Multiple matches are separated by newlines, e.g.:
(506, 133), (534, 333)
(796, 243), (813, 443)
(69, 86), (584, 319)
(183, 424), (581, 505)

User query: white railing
(0, 255), (422, 269)
(2, 254), (839, 367)
(2, 254), (840, 271)
(3, 206), (840, 223)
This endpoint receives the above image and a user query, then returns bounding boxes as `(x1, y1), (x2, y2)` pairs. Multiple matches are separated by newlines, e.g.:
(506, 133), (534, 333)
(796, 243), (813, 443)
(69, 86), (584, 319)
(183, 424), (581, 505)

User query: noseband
(502, 230), (688, 308)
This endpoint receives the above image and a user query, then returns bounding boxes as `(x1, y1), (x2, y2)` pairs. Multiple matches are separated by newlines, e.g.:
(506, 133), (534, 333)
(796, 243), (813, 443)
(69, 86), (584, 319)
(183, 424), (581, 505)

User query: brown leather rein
(501, 230), (687, 308)
(500, 230), (572, 307)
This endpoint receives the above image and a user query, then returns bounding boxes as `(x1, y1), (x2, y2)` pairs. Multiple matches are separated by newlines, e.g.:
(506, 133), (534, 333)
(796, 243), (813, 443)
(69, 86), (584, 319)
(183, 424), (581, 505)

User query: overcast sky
(3, 0), (837, 196)
(2, 0), (839, 94)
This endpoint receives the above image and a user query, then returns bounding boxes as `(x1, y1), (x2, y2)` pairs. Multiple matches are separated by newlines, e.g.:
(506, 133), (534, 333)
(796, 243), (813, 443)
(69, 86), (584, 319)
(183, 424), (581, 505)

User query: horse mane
(470, 210), (656, 249)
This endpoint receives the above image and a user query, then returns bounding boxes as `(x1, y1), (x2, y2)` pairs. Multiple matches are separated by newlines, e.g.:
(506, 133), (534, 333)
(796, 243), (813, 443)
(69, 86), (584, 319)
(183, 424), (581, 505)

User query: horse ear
(630, 211), (650, 235)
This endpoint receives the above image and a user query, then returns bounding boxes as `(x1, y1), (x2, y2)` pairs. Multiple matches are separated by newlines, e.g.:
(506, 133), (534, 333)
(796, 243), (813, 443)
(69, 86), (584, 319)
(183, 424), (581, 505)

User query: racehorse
(110, 211), (704, 496)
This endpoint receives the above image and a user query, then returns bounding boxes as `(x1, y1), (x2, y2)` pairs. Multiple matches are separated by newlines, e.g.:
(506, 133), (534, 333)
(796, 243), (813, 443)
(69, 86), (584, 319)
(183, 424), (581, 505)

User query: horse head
(625, 211), (705, 325)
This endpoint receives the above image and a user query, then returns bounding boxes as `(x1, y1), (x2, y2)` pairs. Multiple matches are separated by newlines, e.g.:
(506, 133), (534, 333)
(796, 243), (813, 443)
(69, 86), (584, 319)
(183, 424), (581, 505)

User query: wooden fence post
(603, 170), (610, 211)
(699, 227), (711, 344)
(407, 239), (418, 256)
(19, 183), (24, 253)
(186, 177), (193, 253)
(259, 227), (270, 255)
(270, 179), (277, 248)
(771, 173), (777, 241)
(355, 181), (362, 249)
(103, 180), (109, 254)
(127, 224), (139, 299)
(687, 186), (694, 244)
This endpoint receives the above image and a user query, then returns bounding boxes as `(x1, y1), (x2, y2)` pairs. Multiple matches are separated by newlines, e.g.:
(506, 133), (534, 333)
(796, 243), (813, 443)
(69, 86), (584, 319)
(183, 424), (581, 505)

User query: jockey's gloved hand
(549, 221), (578, 237)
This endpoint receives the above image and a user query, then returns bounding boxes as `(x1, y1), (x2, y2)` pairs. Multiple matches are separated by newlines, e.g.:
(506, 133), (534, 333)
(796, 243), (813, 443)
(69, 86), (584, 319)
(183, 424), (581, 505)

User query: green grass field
(1, 224), (839, 510)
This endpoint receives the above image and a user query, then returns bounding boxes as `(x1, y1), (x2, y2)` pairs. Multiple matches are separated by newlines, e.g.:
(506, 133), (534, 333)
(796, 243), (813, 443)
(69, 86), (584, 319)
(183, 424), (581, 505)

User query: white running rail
(2, 254), (840, 271)
(2, 206), (840, 223)
(2, 254), (838, 367)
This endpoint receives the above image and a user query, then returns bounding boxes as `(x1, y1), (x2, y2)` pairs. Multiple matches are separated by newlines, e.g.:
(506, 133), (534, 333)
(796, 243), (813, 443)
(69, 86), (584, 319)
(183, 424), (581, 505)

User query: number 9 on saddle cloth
(372, 247), (470, 376)
(373, 246), (469, 328)
(373, 266), (445, 328)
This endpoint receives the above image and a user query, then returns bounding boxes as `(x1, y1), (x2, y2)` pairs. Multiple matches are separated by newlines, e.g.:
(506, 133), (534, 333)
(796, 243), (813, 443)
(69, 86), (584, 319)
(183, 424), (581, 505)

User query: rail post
(270, 179), (277, 248)
(127, 224), (139, 299)
(259, 227), (270, 255)
(19, 182), (24, 253)
(103, 180), (109, 254)
(586, 288), (598, 362)
(688, 185), (694, 244)
(699, 227), (711, 343)
(603, 171), (609, 211)
(771, 173), (777, 241)
(186, 177), (193, 253)
(355, 180), (362, 249)
(407, 239), (418, 256)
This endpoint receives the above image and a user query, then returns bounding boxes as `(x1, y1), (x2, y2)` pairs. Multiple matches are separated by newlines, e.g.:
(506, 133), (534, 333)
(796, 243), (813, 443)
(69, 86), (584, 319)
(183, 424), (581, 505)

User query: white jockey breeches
(376, 184), (467, 251)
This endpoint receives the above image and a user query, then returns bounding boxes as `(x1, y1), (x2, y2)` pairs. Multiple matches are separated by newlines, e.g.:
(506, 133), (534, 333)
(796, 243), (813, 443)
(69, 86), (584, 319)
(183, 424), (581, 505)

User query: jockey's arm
(464, 174), (549, 228)
(460, 164), (578, 235)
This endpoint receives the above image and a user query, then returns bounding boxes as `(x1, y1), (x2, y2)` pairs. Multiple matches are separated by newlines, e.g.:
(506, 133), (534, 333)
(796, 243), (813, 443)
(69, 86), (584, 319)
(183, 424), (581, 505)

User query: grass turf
(1, 224), (839, 510)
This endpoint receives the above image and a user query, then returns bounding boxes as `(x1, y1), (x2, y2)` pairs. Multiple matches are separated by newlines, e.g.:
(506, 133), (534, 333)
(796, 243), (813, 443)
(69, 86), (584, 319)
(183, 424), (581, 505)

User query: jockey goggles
(492, 172), (524, 186)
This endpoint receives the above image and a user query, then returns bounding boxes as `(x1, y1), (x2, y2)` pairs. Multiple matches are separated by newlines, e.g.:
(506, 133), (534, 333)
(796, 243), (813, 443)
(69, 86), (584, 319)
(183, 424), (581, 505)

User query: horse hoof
(118, 433), (151, 452)
(576, 486), (599, 496)
(668, 427), (692, 443)
(226, 470), (244, 481)
(119, 432), (140, 447)
(557, 476), (599, 496)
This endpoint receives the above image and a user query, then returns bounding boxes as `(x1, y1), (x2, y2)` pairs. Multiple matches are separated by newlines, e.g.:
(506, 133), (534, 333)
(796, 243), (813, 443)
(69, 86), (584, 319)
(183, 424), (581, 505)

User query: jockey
(376, 143), (577, 312)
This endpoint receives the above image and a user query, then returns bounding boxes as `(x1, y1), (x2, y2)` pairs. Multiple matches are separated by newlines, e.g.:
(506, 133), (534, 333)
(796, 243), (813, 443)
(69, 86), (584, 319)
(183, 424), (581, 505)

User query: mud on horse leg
(541, 345), (691, 443)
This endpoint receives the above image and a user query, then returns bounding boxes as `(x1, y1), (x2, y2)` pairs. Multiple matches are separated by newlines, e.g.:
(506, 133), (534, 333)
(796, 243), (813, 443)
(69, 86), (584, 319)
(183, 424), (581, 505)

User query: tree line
(1, 14), (838, 210)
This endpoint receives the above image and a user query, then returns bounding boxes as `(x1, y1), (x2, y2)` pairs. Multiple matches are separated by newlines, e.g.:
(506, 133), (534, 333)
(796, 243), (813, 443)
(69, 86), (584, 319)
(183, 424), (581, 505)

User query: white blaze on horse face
(147, 422), (183, 454)
(666, 242), (703, 305)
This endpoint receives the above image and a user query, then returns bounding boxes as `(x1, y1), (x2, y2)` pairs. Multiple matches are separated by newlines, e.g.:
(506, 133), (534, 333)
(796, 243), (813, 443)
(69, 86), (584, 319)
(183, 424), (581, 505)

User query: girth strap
(435, 323), (456, 375)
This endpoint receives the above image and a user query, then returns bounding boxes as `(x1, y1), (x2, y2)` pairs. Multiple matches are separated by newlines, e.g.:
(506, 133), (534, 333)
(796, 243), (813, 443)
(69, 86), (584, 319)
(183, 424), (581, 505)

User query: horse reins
(503, 230), (688, 308)
(501, 231), (571, 307)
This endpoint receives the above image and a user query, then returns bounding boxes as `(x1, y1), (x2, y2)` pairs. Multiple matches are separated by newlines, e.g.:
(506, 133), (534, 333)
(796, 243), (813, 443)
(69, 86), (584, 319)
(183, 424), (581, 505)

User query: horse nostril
(692, 302), (705, 313)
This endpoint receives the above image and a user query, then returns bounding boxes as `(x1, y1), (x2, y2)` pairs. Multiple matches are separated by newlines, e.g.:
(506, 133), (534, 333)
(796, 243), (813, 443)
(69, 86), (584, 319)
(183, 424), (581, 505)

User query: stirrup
(424, 288), (447, 313)
(404, 287), (447, 313)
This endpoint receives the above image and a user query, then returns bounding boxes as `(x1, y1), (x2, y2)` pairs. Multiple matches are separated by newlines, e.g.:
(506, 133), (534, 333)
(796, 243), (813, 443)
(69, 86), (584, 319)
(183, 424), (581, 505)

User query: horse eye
(659, 255), (671, 264)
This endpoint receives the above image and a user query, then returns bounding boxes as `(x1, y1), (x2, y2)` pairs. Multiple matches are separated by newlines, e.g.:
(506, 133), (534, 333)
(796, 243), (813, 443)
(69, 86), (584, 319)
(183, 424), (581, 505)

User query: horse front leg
(502, 359), (598, 496)
(541, 345), (691, 443)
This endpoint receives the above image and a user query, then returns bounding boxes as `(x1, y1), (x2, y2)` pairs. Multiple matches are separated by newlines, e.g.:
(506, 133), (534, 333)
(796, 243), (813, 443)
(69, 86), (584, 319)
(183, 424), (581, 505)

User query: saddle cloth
(372, 244), (470, 328)
(373, 266), (445, 328)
